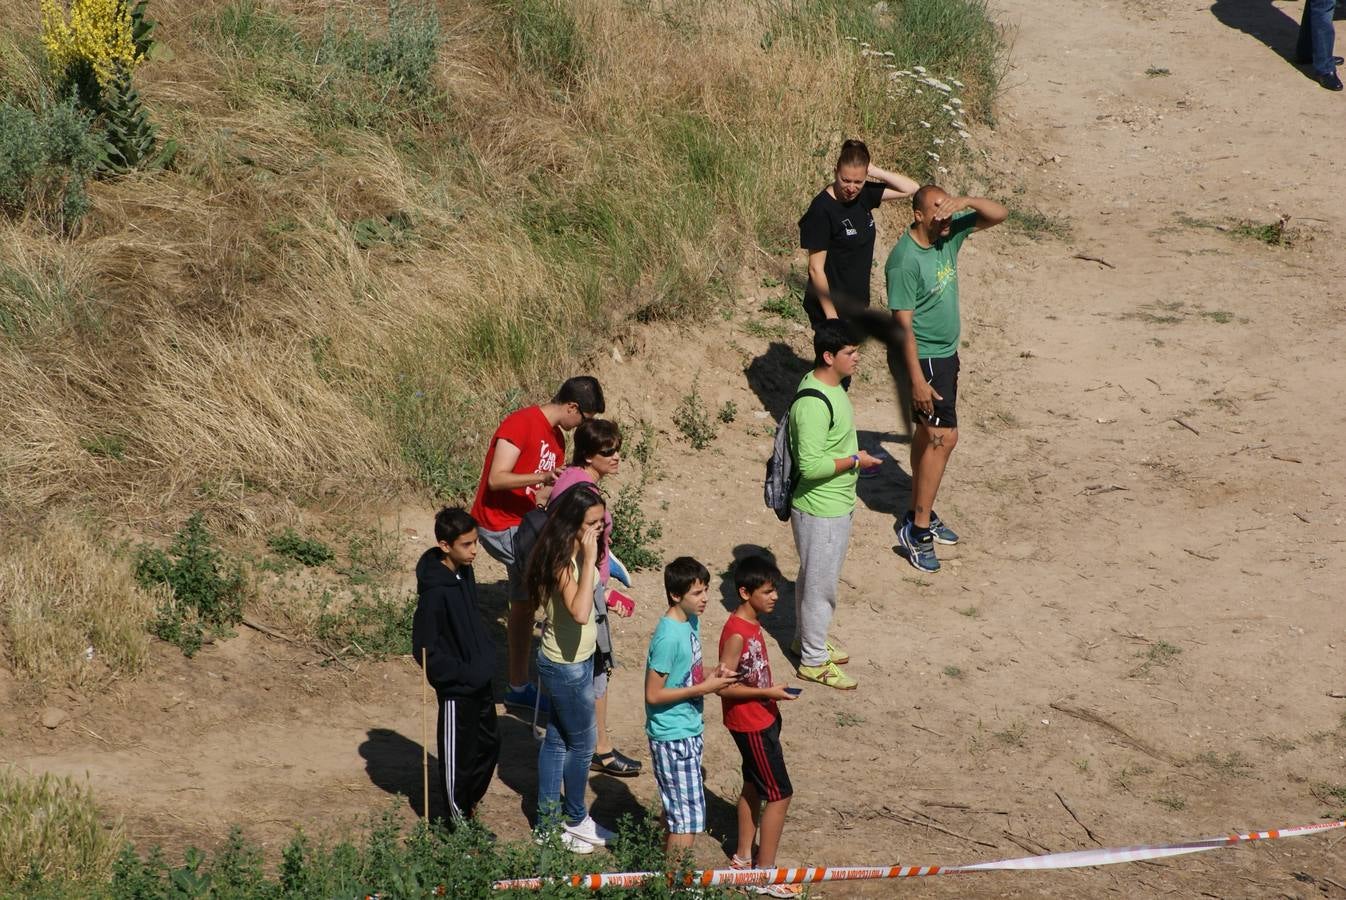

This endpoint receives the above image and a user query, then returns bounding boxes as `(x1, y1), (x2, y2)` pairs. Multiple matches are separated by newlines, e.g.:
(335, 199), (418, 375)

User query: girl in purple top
(549, 420), (641, 777)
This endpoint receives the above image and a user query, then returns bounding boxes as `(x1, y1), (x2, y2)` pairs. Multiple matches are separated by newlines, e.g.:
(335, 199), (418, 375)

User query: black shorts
(730, 715), (793, 802)
(914, 353), (959, 429)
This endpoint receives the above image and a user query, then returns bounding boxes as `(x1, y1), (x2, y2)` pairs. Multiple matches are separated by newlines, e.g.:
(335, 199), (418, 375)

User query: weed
(1311, 782), (1346, 806)
(1194, 750), (1253, 779)
(337, 525), (401, 585)
(0, 97), (102, 232)
(993, 721), (1027, 748)
(1230, 218), (1290, 247)
(1111, 763), (1152, 793)
(835, 711), (866, 728)
(673, 386), (717, 450)
(942, 664), (963, 678)
(956, 605), (980, 618)
(760, 275), (782, 288)
(0, 768), (123, 886)
(1074, 757), (1090, 775)
(267, 528), (335, 568)
(1145, 66), (1170, 77)
(511, 0), (587, 88)
(743, 318), (787, 339)
(315, 589), (415, 657)
(1130, 639), (1181, 677)
(630, 419), (660, 479)
(80, 434), (126, 460)
(1123, 300), (1187, 326)
(1153, 793), (1185, 811)
(717, 400), (737, 424)
(1005, 207), (1071, 240)
(610, 484), (664, 571)
(135, 513), (247, 657)
(762, 291), (806, 323)
(1200, 309), (1234, 324)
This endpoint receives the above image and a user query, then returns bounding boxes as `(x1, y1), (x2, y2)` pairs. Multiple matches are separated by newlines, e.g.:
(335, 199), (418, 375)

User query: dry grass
(0, 518), (162, 695)
(0, 767), (124, 887)
(0, 0), (1003, 689)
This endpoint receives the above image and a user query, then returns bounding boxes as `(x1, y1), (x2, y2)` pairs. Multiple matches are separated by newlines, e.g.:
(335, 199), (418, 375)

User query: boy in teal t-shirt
(884, 186), (1007, 574)
(644, 557), (738, 853)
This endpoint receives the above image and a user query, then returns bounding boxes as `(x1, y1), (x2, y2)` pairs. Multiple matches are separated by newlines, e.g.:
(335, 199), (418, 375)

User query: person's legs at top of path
(475, 525), (547, 713)
(790, 509), (856, 690)
(535, 651), (609, 852)
(1299, 0), (1343, 89)
(899, 354), (959, 574)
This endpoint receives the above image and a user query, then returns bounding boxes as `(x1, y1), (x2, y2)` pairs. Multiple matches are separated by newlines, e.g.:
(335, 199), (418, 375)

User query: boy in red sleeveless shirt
(716, 556), (801, 896)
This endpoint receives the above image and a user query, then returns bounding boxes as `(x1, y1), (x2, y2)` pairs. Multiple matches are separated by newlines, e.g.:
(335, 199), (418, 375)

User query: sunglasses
(595, 447), (622, 457)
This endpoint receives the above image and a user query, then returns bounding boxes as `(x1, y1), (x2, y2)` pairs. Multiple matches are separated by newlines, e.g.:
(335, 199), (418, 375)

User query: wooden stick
(1054, 791), (1103, 846)
(1171, 417), (1200, 436)
(1072, 253), (1116, 269)
(874, 806), (999, 849)
(421, 647), (430, 821)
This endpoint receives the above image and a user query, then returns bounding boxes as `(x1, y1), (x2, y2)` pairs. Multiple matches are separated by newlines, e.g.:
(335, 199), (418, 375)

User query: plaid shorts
(649, 736), (705, 834)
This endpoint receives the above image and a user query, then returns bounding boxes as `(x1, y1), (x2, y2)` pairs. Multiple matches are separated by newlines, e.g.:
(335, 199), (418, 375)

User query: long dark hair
(524, 485), (606, 612)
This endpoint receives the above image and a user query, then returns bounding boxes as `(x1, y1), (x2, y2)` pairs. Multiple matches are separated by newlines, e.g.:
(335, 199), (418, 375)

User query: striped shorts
(649, 735), (705, 834)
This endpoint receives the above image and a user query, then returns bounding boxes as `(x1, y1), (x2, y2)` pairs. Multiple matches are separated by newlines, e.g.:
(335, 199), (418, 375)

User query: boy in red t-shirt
(469, 376), (605, 712)
(717, 556), (800, 895)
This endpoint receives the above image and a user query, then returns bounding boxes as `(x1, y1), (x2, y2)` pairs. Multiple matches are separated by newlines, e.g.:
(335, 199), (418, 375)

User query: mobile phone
(784, 687), (803, 697)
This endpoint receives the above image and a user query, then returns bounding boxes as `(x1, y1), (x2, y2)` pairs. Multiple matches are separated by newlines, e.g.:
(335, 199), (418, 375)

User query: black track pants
(435, 689), (500, 824)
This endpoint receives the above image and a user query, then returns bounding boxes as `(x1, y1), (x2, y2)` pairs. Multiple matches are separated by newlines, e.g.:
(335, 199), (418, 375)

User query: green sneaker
(790, 639), (850, 665)
(797, 661), (857, 690)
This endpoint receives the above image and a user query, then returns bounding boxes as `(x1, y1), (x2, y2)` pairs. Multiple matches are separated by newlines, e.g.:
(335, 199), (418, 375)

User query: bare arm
(868, 163), (919, 201)
(717, 633), (796, 701)
(932, 195), (1009, 231)
(806, 249), (837, 320)
(644, 665), (739, 705)
(558, 527), (600, 625)
(485, 439), (556, 492)
(894, 308), (942, 416)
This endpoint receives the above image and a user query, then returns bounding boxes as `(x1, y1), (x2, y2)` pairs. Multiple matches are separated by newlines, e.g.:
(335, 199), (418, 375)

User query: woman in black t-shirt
(799, 139), (919, 325)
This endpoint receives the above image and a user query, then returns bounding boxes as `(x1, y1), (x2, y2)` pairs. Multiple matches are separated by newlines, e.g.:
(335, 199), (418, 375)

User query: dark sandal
(590, 749), (642, 777)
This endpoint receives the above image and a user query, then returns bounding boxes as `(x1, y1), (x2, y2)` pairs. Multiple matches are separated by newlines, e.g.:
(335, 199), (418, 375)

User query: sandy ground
(5, 0), (1346, 896)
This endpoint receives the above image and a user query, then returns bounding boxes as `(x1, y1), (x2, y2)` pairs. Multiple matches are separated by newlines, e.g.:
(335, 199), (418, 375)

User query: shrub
(318, 0), (441, 97)
(610, 483), (663, 571)
(0, 97), (102, 231)
(267, 528), (335, 568)
(315, 589), (416, 657)
(673, 387), (716, 450)
(135, 513), (247, 657)
(0, 768), (123, 888)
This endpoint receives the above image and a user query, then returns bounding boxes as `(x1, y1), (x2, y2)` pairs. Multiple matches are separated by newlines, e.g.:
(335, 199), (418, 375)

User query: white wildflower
(919, 120), (932, 128)
(950, 98), (963, 106)
(957, 130), (971, 140)
(941, 104), (954, 112)
(914, 88), (923, 94)
(913, 65), (926, 73)
(952, 78), (964, 87)
(952, 121), (967, 130)
(884, 51), (895, 57)
(926, 151), (940, 160)
(933, 137), (944, 144)
(938, 166), (949, 174)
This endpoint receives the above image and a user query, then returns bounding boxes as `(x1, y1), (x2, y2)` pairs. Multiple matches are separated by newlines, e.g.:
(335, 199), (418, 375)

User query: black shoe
(591, 749), (642, 777)
(1297, 55), (1345, 65)
(1319, 71), (1344, 91)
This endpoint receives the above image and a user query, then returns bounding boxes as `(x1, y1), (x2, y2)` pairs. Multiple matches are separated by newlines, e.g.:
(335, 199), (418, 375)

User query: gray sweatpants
(790, 508), (854, 667)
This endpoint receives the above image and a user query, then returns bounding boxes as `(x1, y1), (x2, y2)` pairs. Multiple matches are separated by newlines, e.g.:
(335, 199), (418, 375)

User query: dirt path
(5, 0), (1346, 896)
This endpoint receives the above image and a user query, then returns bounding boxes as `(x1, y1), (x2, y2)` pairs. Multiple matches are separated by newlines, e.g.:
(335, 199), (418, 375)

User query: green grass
(673, 387), (717, 449)
(942, 664), (964, 678)
(1145, 66), (1170, 77)
(1230, 219), (1290, 246)
(1152, 793), (1185, 811)
(0, 769), (123, 887)
(267, 528), (335, 568)
(1005, 207), (1071, 240)
(1130, 639), (1182, 678)
(315, 589), (416, 657)
(835, 711), (866, 728)
(1193, 750), (1253, 779)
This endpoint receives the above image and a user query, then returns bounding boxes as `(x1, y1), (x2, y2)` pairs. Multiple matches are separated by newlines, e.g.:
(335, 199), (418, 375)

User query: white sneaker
(564, 815), (614, 848)
(537, 830), (596, 854)
(560, 830), (597, 854)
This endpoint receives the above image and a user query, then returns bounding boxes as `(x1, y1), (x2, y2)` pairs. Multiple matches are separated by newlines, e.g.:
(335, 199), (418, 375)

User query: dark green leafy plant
(135, 513), (246, 657)
(266, 528), (334, 568)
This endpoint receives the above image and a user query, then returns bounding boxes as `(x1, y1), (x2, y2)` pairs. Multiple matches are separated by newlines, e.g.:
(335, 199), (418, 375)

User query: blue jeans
(536, 651), (597, 826)
(1299, 0), (1338, 75)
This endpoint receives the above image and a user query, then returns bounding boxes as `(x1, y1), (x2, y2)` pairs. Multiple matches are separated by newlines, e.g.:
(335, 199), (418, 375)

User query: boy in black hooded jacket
(412, 507), (500, 826)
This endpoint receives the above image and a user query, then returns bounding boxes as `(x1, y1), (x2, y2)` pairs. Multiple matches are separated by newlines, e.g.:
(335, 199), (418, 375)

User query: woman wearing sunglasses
(549, 419), (641, 777)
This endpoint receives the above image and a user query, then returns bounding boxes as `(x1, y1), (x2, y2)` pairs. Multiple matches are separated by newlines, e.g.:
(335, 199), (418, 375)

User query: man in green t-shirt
(787, 321), (882, 690)
(885, 185), (1007, 573)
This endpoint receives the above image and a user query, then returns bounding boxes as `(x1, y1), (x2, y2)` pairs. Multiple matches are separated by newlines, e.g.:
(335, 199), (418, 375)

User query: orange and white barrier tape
(492, 818), (1345, 891)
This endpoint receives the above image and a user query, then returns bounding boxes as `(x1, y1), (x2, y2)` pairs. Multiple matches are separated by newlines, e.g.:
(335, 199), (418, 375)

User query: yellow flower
(40, 0), (143, 90)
